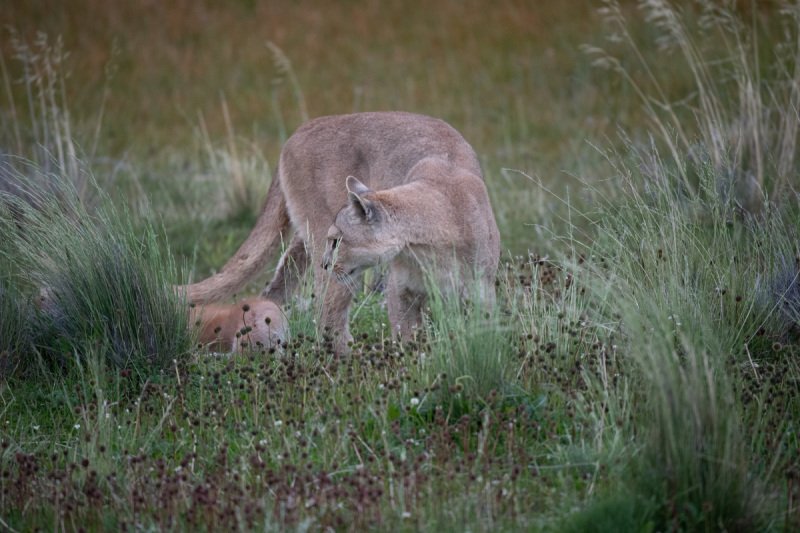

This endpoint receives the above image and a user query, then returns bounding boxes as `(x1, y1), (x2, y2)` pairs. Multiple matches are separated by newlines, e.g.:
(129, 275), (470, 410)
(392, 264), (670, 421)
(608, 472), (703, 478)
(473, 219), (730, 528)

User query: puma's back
(278, 112), (485, 232)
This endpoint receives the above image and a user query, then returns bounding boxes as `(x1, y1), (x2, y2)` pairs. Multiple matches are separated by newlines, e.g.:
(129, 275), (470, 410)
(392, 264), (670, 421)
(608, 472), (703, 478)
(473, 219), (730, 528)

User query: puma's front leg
(263, 235), (309, 304)
(314, 264), (355, 355)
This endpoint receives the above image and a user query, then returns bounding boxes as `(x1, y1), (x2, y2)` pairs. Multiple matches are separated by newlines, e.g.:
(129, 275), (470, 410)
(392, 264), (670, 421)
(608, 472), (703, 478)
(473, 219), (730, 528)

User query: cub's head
(322, 176), (402, 284)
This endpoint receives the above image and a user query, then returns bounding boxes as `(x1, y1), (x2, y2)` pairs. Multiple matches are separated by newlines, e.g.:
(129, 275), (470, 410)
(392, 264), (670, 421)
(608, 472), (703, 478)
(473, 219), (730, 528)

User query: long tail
(180, 176), (289, 304)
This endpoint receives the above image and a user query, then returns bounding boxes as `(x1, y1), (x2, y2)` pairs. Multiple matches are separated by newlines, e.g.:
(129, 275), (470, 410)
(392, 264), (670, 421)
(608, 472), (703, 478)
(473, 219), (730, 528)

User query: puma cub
(182, 112), (500, 353)
(190, 297), (287, 353)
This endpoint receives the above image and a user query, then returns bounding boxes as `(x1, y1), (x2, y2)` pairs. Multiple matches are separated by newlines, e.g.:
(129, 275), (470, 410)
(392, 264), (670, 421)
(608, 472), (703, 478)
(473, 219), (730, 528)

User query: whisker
(343, 274), (358, 295)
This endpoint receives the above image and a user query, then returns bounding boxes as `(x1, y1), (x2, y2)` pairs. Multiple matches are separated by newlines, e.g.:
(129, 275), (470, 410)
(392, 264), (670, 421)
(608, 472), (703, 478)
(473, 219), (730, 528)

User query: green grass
(0, 277), (32, 378)
(0, 170), (193, 376)
(1, 1), (799, 531)
(577, 152), (798, 530)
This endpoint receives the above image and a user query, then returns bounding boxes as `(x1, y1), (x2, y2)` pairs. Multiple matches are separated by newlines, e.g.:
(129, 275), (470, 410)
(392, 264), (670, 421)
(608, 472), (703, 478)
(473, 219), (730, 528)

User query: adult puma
(189, 297), (286, 353)
(182, 112), (500, 353)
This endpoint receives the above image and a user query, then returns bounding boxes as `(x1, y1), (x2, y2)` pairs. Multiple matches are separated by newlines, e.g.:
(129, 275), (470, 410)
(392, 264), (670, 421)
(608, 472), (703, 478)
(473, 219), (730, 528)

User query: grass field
(1, 0), (799, 530)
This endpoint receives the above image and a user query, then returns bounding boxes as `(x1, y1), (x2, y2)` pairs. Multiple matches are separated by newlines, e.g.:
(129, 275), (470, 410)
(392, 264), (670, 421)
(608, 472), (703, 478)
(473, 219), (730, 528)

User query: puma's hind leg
(313, 261), (355, 355)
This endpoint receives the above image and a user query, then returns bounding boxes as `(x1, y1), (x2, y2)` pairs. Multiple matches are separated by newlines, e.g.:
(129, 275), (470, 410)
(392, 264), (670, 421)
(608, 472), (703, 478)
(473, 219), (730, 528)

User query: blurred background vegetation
(1, 1), (786, 264)
(1, 0), (687, 268)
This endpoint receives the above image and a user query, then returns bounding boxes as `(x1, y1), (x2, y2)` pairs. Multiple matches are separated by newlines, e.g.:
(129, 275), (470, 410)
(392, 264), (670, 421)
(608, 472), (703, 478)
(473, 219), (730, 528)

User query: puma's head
(322, 176), (403, 284)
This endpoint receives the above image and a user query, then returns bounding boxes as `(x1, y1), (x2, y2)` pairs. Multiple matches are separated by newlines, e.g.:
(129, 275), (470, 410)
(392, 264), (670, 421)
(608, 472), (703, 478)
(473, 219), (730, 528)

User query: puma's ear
(345, 176), (379, 223)
(346, 175), (372, 197)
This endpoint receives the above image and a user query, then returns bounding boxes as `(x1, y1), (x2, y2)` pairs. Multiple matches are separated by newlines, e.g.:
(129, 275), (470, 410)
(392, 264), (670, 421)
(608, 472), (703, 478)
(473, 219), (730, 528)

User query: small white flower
(274, 420), (283, 428)
(74, 423), (81, 430)
(410, 397), (420, 407)
(32, 425), (40, 431)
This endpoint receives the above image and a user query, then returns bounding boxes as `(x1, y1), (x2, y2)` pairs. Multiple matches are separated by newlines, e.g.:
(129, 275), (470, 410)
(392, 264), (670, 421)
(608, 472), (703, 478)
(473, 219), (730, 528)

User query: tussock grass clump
(560, 491), (654, 533)
(0, 170), (192, 376)
(564, 4), (800, 527)
(0, 30), (191, 378)
(576, 143), (797, 529)
(0, 277), (32, 378)
(412, 280), (516, 415)
(763, 249), (800, 341)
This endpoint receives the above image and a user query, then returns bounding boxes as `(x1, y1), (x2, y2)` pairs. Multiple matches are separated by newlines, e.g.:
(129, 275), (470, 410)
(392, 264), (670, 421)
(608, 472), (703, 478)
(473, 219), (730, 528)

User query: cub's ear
(345, 176), (379, 223)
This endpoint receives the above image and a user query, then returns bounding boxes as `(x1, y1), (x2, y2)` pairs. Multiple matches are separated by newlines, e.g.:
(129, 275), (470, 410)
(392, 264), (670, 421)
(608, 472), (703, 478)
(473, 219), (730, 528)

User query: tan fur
(180, 112), (500, 353)
(189, 297), (287, 353)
